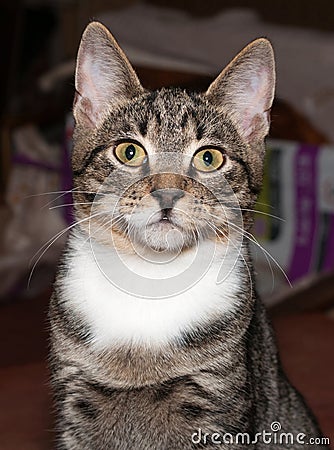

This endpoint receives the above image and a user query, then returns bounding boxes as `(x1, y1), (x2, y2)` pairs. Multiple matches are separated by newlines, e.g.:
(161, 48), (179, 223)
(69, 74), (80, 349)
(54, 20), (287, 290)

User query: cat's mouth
(159, 209), (173, 224)
(146, 207), (176, 226)
(118, 206), (198, 252)
(149, 208), (184, 231)
(158, 217), (172, 226)
(140, 209), (188, 251)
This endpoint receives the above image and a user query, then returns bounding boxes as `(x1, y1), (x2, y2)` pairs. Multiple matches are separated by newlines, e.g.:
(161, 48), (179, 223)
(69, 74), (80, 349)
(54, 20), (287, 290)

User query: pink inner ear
(75, 56), (106, 126)
(74, 93), (97, 127)
(238, 68), (271, 139)
(240, 107), (255, 139)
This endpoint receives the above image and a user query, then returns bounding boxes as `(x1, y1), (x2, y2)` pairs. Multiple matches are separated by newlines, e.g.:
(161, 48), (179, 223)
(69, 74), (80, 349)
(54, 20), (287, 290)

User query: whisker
(205, 209), (275, 287)
(254, 201), (275, 210)
(201, 199), (281, 221)
(76, 213), (126, 259)
(204, 210), (291, 289)
(232, 224), (276, 293)
(227, 220), (291, 290)
(48, 201), (107, 210)
(24, 188), (79, 199)
(39, 186), (80, 210)
(26, 186), (78, 205)
(41, 189), (100, 210)
(230, 207), (284, 222)
(85, 215), (121, 247)
(28, 209), (113, 288)
(204, 218), (253, 292)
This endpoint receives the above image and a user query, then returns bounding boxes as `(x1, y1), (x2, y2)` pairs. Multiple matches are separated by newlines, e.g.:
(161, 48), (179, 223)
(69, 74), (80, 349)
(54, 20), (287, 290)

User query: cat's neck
(59, 230), (248, 350)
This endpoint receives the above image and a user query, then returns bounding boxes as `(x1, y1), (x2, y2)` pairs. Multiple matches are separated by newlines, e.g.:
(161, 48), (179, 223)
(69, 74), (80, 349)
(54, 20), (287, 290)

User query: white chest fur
(59, 233), (243, 349)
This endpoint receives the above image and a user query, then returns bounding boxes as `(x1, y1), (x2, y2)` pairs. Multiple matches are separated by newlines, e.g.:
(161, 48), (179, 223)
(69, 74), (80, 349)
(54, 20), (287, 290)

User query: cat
(49, 21), (329, 449)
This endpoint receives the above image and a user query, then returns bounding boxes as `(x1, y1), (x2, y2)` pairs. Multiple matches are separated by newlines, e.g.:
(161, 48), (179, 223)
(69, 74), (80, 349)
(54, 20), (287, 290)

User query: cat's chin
(144, 223), (185, 253)
(131, 221), (193, 253)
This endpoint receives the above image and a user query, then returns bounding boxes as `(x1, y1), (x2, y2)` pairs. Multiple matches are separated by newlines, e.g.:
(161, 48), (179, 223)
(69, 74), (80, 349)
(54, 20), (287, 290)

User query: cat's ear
(206, 38), (275, 143)
(74, 22), (144, 127)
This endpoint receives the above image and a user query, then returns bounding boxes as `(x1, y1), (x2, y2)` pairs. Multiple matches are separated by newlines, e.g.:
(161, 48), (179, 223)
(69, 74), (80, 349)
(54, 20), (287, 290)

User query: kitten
(49, 22), (328, 449)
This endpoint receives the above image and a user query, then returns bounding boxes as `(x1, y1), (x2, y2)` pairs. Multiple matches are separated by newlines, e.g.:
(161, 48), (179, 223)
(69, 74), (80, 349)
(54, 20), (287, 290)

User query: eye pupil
(203, 151), (213, 166)
(125, 144), (136, 160)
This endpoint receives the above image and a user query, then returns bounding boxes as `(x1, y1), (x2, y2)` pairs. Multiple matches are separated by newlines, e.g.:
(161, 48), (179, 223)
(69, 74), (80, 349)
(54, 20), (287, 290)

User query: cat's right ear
(74, 22), (144, 128)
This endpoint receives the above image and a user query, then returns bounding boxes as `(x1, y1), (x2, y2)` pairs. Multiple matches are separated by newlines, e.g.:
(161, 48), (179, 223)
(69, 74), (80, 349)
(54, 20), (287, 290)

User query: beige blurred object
(58, 0), (140, 59)
(147, 0), (334, 30)
(0, 125), (67, 300)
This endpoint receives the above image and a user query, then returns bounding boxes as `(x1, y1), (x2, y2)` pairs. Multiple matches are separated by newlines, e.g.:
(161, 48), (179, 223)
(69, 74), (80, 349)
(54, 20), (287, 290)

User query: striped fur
(49, 22), (327, 449)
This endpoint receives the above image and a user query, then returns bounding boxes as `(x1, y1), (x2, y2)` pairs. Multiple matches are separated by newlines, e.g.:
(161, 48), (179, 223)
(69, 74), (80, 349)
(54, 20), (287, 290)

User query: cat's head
(72, 22), (275, 254)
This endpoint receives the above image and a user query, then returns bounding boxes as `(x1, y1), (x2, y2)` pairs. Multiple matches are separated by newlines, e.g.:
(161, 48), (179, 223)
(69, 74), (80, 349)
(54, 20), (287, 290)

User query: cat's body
(49, 22), (328, 449)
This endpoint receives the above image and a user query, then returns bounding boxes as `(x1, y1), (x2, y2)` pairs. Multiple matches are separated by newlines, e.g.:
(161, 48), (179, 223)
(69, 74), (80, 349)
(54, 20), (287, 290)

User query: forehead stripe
(138, 120), (148, 137)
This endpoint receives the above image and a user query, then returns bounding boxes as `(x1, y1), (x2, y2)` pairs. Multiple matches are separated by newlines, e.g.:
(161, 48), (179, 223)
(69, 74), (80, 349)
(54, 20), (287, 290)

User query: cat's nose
(151, 188), (185, 209)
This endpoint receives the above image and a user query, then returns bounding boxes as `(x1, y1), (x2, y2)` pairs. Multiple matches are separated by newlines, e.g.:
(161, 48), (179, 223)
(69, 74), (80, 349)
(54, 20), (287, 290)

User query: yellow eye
(114, 142), (147, 166)
(192, 148), (225, 172)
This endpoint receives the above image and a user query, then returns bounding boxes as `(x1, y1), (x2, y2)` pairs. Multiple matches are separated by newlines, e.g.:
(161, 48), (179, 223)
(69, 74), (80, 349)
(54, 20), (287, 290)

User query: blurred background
(0, 0), (334, 449)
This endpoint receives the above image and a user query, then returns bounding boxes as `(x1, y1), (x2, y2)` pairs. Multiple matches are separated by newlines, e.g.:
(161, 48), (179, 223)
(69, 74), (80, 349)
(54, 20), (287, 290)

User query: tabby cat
(49, 22), (328, 449)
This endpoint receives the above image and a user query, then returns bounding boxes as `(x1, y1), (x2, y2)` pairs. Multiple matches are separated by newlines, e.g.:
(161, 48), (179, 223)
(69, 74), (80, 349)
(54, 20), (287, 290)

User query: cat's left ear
(205, 38), (275, 143)
(74, 22), (144, 128)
